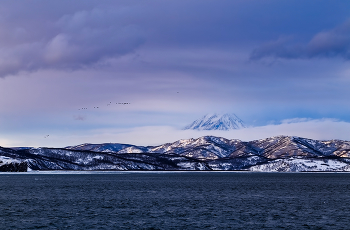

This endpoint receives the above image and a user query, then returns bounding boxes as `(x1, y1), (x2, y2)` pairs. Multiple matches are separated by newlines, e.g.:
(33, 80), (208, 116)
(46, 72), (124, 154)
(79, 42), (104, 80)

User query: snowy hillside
(1, 135), (350, 172)
(184, 113), (246, 130)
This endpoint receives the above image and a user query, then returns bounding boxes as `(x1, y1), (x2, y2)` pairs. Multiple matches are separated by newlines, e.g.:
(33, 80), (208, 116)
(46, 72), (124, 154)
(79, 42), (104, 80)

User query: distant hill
(2, 135), (350, 172)
(184, 113), (246, 130)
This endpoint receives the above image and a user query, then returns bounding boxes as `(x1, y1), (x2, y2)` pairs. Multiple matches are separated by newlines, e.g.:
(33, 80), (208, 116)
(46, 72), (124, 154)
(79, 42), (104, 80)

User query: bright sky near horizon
(1, 0), (350, 147)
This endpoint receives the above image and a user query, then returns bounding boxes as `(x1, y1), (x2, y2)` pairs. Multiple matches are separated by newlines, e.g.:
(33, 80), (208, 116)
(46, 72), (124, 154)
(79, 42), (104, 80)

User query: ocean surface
(0, 172), (350, 229)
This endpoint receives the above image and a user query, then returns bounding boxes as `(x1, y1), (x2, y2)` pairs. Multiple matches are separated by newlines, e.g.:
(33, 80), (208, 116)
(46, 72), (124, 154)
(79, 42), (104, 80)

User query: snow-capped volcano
(184, 113), (246, 130)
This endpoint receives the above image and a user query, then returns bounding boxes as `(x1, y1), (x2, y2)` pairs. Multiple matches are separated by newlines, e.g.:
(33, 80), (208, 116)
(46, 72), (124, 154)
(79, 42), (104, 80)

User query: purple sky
(1, 0), (350, 147)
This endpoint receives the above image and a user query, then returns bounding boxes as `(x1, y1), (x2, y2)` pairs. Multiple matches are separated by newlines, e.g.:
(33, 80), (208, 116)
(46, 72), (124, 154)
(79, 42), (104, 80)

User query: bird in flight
(78, 102), (130, 110)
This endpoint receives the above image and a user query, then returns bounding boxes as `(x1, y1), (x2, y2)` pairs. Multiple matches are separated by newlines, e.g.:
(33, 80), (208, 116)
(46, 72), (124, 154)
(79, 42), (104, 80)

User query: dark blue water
(0, 172), (350, 229)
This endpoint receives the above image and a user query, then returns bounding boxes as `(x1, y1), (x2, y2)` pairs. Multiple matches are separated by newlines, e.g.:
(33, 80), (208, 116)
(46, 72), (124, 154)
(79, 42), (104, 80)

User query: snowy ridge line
(1, 135), (350, 172)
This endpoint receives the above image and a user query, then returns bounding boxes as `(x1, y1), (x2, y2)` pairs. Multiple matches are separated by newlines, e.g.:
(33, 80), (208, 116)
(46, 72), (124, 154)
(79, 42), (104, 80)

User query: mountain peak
(184, 113), (246, 131)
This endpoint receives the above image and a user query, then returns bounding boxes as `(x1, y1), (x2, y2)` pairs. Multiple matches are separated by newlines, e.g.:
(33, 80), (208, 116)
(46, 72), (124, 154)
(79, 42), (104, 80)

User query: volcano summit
(184, 113), (246, 131)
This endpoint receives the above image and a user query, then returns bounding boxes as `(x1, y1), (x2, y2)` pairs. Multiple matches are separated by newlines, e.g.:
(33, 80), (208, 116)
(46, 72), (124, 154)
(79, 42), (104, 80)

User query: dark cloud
(250, 20), (350, 60)
(0, 5), (145, 77)
(2, 0), (350, 78)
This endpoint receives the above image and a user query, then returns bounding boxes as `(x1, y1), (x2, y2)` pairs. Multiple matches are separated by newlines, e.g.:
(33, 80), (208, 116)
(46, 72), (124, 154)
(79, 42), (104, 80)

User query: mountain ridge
(1, 135), (350, 172)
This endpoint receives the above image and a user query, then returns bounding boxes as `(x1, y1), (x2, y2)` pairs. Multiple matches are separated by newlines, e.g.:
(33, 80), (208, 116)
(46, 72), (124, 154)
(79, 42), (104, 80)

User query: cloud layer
(107, 119), (350, 146)
(0, 6), (144, 77)
(251, 20), (350, 60)
(4, 119), (349, 148)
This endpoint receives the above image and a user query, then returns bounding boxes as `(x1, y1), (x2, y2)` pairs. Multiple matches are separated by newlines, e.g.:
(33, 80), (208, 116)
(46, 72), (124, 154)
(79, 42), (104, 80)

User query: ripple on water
(0, 172), (349, 229)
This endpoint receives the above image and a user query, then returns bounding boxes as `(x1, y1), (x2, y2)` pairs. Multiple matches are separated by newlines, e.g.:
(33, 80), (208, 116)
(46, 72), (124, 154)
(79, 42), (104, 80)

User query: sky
(1, 0), (350, 147)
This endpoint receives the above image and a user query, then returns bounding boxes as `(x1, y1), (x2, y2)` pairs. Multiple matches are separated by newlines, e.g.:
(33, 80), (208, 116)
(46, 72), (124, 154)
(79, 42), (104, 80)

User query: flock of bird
(43, 92), (180, 138)
(78, 102), (131, 110)
(43, 92), (181, 138)
(44, 102), (131, 138)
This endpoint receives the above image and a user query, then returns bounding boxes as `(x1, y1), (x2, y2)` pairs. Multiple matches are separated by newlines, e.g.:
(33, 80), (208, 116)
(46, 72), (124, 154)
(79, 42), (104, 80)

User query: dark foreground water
(1, 172), (350, 230)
